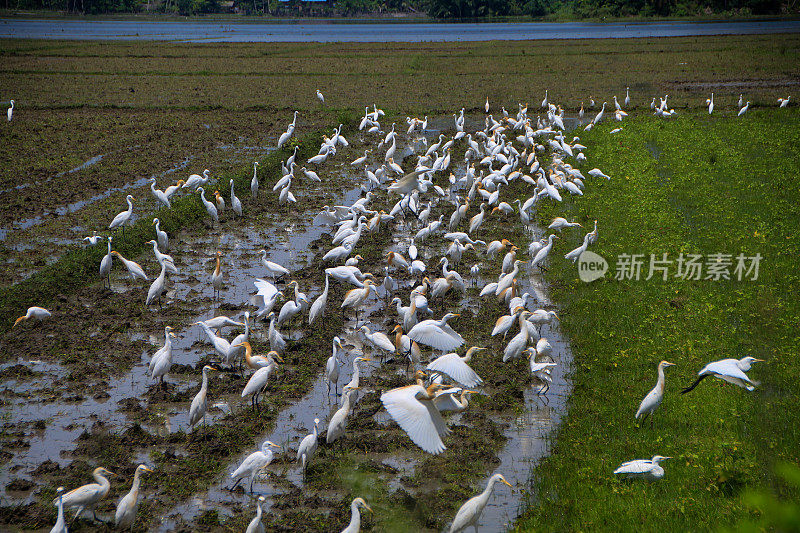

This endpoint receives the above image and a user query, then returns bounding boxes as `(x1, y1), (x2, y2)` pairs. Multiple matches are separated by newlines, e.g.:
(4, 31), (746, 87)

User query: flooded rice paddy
(1, 115), (576, 531)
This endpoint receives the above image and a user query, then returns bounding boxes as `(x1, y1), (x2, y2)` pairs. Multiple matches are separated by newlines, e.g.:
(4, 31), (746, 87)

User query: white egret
(492, 307), (524, 339)
(189, 365), (216, 429)
(252, 278), (282, 318)
(531, 235), (558, 270)
(682, 356), (764, 393)
(636, 360), (675, 425)
(342, 280), (374, 324)
(7, 99), (13, 121)
(297, 418), (320, 478)
(149, 326), (176, 386)
(278, 281), (306, 327)
(779, 96), (791, 108)
(115, 464), (153, 530)
(149, 178), (171, 209)
(197, 187), (218, 223)
(83, 233), (102, 246)
(195, 321), (235, 363)
(316, 89), (325, 105)
(251, 161), (260, 199)
(210, 251), (223, 300)
(230, 441), (281, 492)
(449, 473), (513, 533)
(13, 306), (51, 328)
(153, 218), (168, 251)
(201, 315), (244, 330)
(381, 371), (449, 454)
(145, 239), (177, 274)
(230, 179), (242, 217)
(614, 455), (670, 481)
(341, 497), (372, 533)
(426, 346), (485, 388)
(408, 313), (464, 352)
(359, 325), (395, 357)
(109, 194), (135, 234)
(267, 312), (286, 354)
(183, 169), (210, 190)
(50, 486), (66, 533)
(56, 466), (115, 523)
(625, 86), (630, 107)
(342, 356), (371, 395)
(327, 388), (359, 444)
(241, 358), (281, 409)
(308, 273), (329, 325)
(145, 264), (167, 308)
(326, 337), (343, 396)
(495, 260), (524, 296)
(525, 350), (557, 394)
(486, 238), (513, 260)
(503, 311), (533, 362)
(738, 101), (750, 116)
(246, 497), (266, 533)
(110, 251), (148, 281)
(434, 387), (477, 413)
(548, 217), (582, 231)
(258, 250), (290, 280)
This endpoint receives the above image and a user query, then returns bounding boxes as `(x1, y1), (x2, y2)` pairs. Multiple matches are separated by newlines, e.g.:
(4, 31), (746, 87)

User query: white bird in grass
(778, 96), (791, 108)
(13, 306), (51, 328)
(149, 178), (171, 209)
(145, 239), (177, 274)
(548, 217), (582, 231)
(308, 273), (330, 325)
(197, 187), (218, 223)
(110, 251), (148, 281)
(246, 497), (266, 533)
(635, 360), (675, 425)
(342, 280), (374, 324)
(183, 169), (210, 190)
(146, 264), (167, 308)
(381, 371), (449, 454)
(251, 161), (260, 199)
(531, 235), (558, 270)
(56, 466), (115, 523)
(408, 313), (464, 352)
(7, 99), (14, 122)
(241, 356), (281, 410)
(359, 325), (395, 357)
(230, 179), (242, 217)
(738, 101), (750, 116)
(189, 365), (216, 429)
(297, 418), (320, 478)
(149, 326), (176, 385)
(83, 233), (102, 246)
(326, 337), (343, 396)
(153, 218), (168, 251)
(426, 346), (485, 388)
(449, 473), (513, 533)
(342, 356), (371, 395)
(114, 464), (153, 531)
(327, 388), (359, 444)
(681, 356), (764, 393)
(50, 486), (66, 533)
(230, 441), (281, 493)
(109, 194), (135, 233)
(316, 89), (325, 105)
(503, 311), (533, 362)
(614, 455), (670, 481)
(340, 497), (373, 533)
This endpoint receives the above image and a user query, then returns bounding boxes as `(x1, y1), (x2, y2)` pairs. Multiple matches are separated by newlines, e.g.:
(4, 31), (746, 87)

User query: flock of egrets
(7, 89), (779, 532)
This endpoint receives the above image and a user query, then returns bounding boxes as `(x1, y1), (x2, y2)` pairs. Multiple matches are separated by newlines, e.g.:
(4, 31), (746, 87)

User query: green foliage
(515, 110), (800, 531)
(725, 462), (800, 532)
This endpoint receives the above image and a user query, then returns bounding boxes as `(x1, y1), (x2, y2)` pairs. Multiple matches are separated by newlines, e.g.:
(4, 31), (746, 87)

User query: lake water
(1, 18), (798, 42)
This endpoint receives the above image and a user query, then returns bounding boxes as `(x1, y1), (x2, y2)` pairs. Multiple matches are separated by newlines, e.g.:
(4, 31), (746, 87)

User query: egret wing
(705, 360), (752, 383)
(61, 484), (102, 507)
(614, 460), (653, 475)
(426, 353), (483, 388)
(381, 385), (449, 454)
(433, 388), (462, 412)
(242, 367), (272, 397)
(408, 323), (462, 351)
(254, 279), (278, 300)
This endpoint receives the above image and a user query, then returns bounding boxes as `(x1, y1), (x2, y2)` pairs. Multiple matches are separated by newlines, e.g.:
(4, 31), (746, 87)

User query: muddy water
(2, 118), (576, 532)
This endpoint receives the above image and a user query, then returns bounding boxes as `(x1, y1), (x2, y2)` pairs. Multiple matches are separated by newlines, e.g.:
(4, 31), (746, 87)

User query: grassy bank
(515, 109), (800, 530)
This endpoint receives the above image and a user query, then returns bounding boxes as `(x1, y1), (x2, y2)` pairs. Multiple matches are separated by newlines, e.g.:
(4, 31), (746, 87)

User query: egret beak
(273, 353), (284, 363)
(169, 332), (177, 338)
(501, 479), (513, 488)
(361, 358), (372, 362)
(13, 316), (25, 328)
(106, 470), (117, 476)
(365, 504), (374, 513)
(753, 358), (765, 362)
(142, 467), (154, 473)
(665, 361), (676, 366)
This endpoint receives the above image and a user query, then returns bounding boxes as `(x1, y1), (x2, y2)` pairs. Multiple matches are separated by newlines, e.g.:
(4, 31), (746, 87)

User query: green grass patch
(515, 109), (800, 531)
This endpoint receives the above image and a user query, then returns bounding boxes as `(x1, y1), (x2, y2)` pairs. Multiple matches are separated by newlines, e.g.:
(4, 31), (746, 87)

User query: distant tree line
(4, 0), (791, 18)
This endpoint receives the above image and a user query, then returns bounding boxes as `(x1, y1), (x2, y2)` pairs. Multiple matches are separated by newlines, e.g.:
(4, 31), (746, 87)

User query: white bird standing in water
(635, 360), (675, 425)
(197, 187), (218, 223)
(296, 418), (320, 478)
(115, 464), (153, 530)
(230, 179), (242, 217)
(614, 456), (670, 481)
(153, 218), (168, 251)
(189, 365), (216, 429)
(449, 473), (513, 532)
(340, 497), (372, 533)
(327, 388), (359, 444)
(229, 440), (281, 493)
(326, 337), (343, 396)
(246, 497), (266, 533)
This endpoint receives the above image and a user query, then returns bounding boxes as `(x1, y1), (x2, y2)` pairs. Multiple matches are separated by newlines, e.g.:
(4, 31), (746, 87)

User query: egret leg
(228, 477), (243, 492)
(249, 478), (254, 493)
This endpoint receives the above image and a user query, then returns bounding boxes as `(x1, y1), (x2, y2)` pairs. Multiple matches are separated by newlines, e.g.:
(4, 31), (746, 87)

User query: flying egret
(341, 497), (372, 533)
(426, 347), (485, 388)
(381, 371), (449, 454)
(83, 233), (102, 246)
(189, 365), (216, 429)
(56, 466), (115, 523)
(296, 418), (320, 478)
(449, 473), (513, 532)
(229, 441), (281, 492)
(109, 194), (135, 235)
(50, 487), (66, 533)
(115, 464), (153, 530)
(13, 306), (51, 328)
(614, 456), (670, 481)
(681, 356), (764, 393)
(408, 313), (464, 352)
(635, 360), (675, 426)
(434, 388), (477, 413)
(246, 497), (266, 533)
